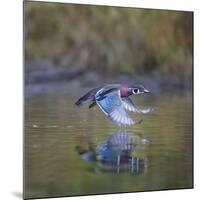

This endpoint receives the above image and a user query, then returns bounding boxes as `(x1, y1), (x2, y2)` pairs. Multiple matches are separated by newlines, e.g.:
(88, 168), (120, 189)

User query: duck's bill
(144, 88), (150, 93)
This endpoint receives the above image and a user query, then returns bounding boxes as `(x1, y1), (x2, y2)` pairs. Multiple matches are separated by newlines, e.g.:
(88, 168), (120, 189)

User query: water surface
(24, 90), (193, 199)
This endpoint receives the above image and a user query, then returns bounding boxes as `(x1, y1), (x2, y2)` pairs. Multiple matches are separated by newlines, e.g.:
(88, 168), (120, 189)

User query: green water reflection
(24, 91), (193, 199)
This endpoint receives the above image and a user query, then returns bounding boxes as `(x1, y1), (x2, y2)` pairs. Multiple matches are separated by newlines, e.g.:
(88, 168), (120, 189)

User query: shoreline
(24, 59), (192, 96)
(25, 73), (192, 97)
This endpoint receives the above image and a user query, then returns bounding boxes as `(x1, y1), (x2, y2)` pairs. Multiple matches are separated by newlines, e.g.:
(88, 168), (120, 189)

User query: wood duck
(75, 84), (152, 126)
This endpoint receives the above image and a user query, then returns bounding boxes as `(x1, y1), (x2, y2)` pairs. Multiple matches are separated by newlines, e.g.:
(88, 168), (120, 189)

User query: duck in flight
(75, 84), (152, 126)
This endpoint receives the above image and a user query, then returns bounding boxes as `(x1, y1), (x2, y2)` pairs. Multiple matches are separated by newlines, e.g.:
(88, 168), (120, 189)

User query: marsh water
(24, 89), (193, 199)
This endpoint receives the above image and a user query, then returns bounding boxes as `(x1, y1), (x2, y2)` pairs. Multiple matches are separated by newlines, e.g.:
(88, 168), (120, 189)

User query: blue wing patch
(97, 95), (120, 115)
(95, 88), (135, 126)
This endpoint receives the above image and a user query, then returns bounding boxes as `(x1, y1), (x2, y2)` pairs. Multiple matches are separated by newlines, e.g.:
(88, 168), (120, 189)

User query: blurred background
(24, 1), (193, 95)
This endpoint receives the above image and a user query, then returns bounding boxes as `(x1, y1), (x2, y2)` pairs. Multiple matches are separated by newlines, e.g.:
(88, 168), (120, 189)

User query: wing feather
(95, 89), (135, 126)
(122, 97), (153, 114)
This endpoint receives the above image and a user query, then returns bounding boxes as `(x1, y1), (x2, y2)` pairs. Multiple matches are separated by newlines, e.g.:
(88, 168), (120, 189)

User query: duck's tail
(75, 97), (92, 106)
(75, 87), (100, 107)
(75, 99), (83, 106)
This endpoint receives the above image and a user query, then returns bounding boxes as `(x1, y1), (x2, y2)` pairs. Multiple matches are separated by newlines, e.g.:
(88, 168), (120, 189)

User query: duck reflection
(75, 131), (149, 174)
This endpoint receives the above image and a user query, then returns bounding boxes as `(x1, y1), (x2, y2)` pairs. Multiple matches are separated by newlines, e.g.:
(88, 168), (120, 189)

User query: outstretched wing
(122, 97), (153, 114)
(95, 89), (135, 126)
(95, 84), (120, 100)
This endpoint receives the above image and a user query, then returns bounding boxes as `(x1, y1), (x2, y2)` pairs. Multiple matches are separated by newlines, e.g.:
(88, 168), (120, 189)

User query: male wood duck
(75, 84), (152, 126)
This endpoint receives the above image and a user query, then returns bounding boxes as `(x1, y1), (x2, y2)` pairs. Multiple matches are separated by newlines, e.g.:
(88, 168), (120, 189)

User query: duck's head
(129, 85), (150, 95)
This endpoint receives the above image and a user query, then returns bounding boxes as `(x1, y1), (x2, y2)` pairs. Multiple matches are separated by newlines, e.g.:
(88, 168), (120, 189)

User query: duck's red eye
(133, 89), (138, 93)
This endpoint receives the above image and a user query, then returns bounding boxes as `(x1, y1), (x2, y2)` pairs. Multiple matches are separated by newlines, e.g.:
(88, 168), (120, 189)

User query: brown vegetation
(24, 1), (193, 86)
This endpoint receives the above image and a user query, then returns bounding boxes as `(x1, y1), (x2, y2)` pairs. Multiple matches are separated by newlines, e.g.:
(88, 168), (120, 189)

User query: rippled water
(24, 90), (193, 199)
